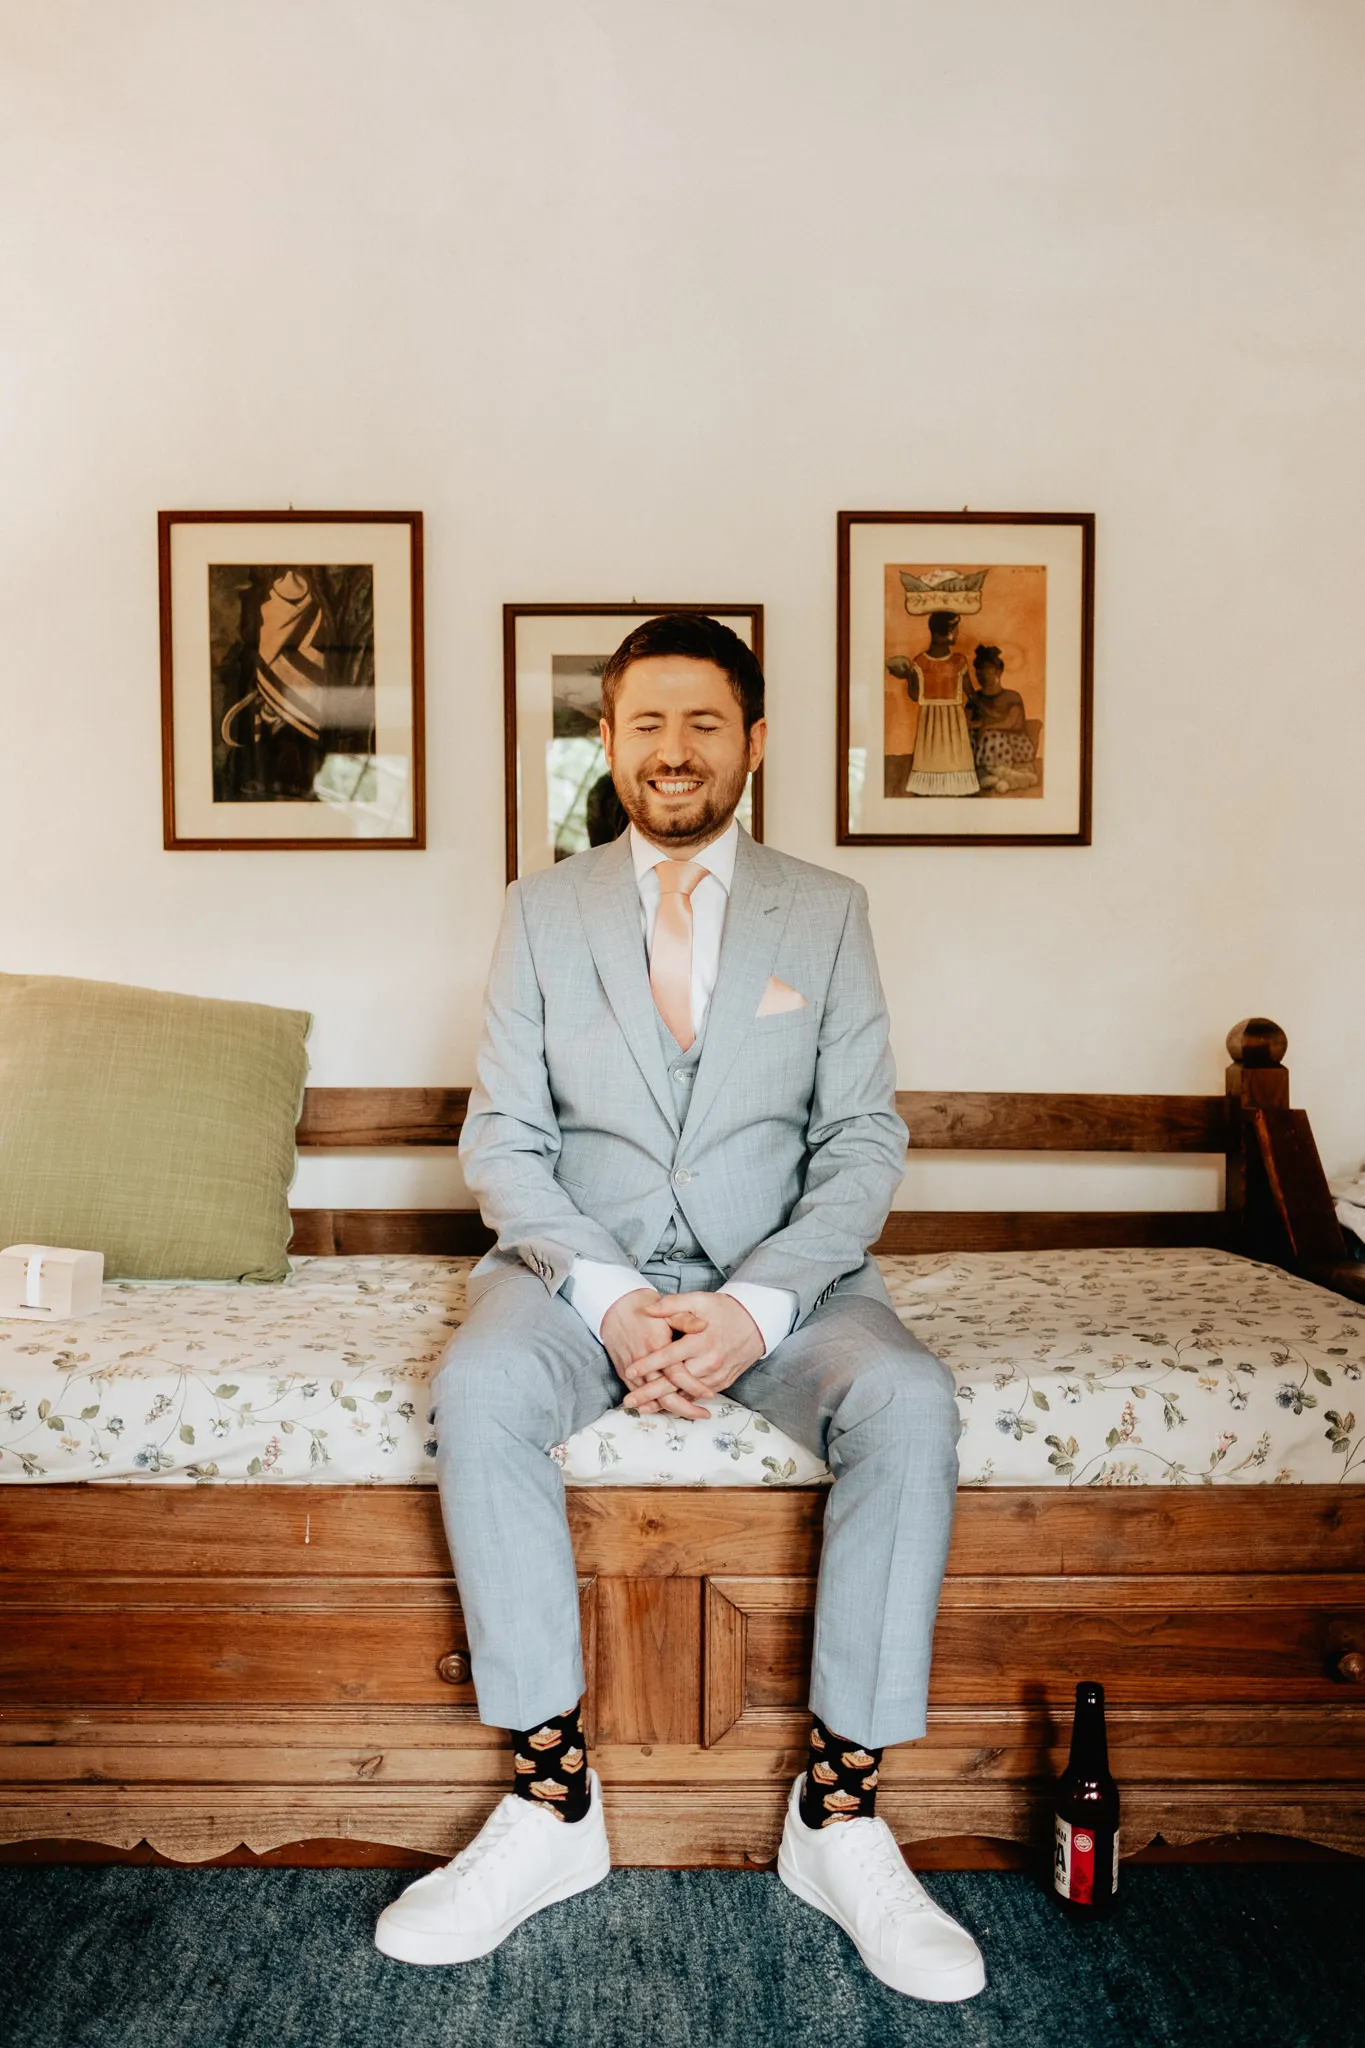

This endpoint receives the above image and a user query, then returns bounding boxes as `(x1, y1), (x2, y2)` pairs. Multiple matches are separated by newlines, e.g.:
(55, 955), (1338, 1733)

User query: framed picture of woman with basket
(836, 510), (1094, 847)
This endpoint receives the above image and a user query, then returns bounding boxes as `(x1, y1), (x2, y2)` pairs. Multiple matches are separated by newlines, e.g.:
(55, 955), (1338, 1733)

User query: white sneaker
(777, 1775), (985, 2002)
(374, 1770), (611, 1965)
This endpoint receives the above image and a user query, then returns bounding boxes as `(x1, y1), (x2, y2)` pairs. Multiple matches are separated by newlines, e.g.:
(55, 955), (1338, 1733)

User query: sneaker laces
(839, 1818), (933, 1921)
(443, 1795), (538, 1889)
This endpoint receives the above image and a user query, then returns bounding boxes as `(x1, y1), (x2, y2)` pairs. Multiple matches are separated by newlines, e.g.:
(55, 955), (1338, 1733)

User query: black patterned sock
(798, 1716), (884, 1827)
(509, 1701), (590, 1823)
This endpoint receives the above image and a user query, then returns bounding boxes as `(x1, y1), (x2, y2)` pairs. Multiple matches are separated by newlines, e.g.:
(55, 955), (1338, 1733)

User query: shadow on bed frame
(3, 1019), (1362, 1871)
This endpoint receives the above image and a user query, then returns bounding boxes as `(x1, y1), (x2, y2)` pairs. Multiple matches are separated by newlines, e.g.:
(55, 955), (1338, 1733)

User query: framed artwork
(503, 603), (765, 882)
(158, 510), (425, 850)
(837, 510), (1094, 846)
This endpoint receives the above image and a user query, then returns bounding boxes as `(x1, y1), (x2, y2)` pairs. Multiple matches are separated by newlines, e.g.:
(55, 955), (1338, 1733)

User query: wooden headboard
(288, 1015), (1359, 1297)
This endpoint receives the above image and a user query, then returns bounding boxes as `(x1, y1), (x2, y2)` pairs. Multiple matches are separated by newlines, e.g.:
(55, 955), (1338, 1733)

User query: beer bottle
(1053, 1680), (1120, 1915)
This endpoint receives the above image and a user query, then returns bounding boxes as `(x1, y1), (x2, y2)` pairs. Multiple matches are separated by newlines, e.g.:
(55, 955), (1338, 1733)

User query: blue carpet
(1, 1864), (1360, 2047)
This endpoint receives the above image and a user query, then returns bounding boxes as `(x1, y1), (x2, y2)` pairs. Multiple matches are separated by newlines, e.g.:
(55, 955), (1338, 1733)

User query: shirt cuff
(565, 1258), (651, 1343)
(719, 1280), (798, 1359)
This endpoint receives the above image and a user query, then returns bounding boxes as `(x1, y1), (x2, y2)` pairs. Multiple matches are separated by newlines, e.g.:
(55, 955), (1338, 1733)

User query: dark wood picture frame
(836, 510), (1094, 848)
(502, 602), (765, 883)
(158, 509), (426, 851)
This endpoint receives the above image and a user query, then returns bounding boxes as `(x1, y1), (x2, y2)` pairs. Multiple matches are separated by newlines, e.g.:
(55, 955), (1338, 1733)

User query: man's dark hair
(927, 610), (959, 637)
(599, 613), (765, 731)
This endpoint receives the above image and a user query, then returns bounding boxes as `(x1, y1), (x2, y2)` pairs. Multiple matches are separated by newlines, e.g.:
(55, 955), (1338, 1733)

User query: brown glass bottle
(1053, 1680), (1120, 1915)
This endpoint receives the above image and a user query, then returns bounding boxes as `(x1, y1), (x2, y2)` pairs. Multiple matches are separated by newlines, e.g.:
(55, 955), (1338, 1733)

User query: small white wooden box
(0, 1244), (105, 1319)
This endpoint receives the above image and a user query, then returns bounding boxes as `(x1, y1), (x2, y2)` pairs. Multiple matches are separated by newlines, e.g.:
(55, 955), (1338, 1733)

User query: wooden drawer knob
(436, 1651), (470, 1686)
(1325, 1620), (1365, 1683)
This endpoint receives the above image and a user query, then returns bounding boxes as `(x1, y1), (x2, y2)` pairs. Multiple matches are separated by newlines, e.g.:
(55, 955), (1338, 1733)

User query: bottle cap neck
(1068, 1682), (1111, 1773)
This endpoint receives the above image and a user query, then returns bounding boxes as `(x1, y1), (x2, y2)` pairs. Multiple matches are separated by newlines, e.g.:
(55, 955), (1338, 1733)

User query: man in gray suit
(376, 615), (982, 2002)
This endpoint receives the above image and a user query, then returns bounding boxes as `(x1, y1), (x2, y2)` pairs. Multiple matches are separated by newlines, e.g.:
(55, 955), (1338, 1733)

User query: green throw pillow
(0, 974), (311, 1281)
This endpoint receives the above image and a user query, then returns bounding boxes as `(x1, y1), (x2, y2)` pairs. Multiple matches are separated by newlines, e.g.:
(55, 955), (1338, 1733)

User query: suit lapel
(685, 830), (794, 1142)
(576, 835), (679, 1133)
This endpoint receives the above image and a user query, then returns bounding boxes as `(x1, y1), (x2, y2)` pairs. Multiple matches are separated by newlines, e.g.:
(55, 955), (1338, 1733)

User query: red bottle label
(1055, 1817), (1118, 1901)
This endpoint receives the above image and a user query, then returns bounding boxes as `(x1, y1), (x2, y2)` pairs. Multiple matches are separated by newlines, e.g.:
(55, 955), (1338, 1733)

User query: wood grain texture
(5, 1698), (1360, 1864)
(871, 1212), (1232, 1253)
(288, 1209), (493, 1255)
(703, 1582), (748, 1747)
(296, 1088), (469, 1148)
(723, 1603), (1365, 1710)
(289, 1086), (1230, 1156)
(1224, 1047), (1292, 1240)
(286, 1208), (1236, 1257)
(1252, 1108), (1350, 1266)
(6, 1704), (1360, 1767)
(569, 1489), (825, 1578)
(0, 1575), (597, 1714)
(594, 1579), (701, 1746)
(5, 1487), (1362, 1580)
(896, 1092), (1227, 1153)
(944, 1490), (1365, 1575)
(0, 1486), (458, 1578)
(1226, 1019), (1289, 1069)
(0, 1606), (474, 1707)
(703, 1569), (1365, 1735)
(2, 1782), (1359, 1867)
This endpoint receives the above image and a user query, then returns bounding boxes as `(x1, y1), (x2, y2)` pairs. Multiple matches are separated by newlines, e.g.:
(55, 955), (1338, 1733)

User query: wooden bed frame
(3, 1018), (1363, 1870)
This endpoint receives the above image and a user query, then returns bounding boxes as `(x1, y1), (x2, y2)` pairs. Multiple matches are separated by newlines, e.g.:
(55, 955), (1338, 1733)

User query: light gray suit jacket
(460, 828), (908, 1325)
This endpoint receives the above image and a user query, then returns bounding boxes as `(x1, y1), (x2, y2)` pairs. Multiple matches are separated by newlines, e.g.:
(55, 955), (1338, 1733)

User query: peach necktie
(649, 860), (706, 1051)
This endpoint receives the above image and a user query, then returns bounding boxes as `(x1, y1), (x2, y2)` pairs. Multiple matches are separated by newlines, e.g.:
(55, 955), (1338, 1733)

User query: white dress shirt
(565, 819), (798, 1358)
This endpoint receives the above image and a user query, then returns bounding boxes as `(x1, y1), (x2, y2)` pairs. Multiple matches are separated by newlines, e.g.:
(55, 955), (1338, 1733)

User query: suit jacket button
(672, 1168), (691, 1187)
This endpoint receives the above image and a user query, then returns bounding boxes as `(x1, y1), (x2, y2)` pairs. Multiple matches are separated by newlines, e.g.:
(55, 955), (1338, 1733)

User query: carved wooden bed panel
(2, 1019), (1362, 1868)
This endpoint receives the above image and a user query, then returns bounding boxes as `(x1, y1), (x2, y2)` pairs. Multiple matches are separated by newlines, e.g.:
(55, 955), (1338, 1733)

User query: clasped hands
(600, 1288), (764, 1420)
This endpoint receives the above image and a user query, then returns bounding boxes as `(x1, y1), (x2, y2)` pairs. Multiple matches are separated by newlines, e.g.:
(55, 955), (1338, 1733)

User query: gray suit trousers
(432, 1258), (959, 1750)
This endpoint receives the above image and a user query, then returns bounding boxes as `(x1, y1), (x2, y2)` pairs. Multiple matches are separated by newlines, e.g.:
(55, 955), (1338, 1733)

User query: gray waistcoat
(651, 1008), (707, 1261)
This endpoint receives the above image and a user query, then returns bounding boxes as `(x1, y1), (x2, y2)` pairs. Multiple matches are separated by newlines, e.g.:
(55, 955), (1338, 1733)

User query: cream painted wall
(3, 0), (1363, 1215)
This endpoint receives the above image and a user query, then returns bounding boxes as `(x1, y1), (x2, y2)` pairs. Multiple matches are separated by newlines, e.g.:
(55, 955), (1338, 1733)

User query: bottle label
(1054, 1817), (1119, 1901)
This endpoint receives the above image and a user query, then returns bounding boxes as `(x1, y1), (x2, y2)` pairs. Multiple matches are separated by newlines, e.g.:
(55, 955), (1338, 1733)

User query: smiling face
(601, 655), (765, 853)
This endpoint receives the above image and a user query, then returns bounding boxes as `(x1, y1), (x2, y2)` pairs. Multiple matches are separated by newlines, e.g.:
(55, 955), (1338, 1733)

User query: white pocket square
(756, 976), (807, 1018)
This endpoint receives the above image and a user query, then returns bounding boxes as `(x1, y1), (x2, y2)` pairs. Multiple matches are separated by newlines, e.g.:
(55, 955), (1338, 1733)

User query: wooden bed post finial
(1226, 1018), (1288, 1069)
(1225, 1017), (1291, 1251)
(1225, 1016), (1355, 1285)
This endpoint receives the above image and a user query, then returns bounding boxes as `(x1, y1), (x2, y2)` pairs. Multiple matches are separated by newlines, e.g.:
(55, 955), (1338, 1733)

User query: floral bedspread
(0, 1249), (1361, 1488)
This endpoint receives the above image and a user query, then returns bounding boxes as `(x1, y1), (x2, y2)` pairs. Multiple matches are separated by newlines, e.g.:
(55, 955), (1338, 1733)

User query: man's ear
(600, 715), (614, 766)
(746, 718), (767, 773)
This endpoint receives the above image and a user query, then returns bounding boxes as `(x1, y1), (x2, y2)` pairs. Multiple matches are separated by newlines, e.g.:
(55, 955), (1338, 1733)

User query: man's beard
(612, 754), (749, 846)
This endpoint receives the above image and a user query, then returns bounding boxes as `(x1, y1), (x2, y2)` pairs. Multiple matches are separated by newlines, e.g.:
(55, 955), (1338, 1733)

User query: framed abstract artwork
(836, 510), (1094, 846)
(502, 603), (765, 882)
(158, 510), (425, 849)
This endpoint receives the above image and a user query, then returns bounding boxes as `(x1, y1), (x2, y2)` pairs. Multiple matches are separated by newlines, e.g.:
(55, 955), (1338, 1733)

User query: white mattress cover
(1, 1248), (1361, 1489)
